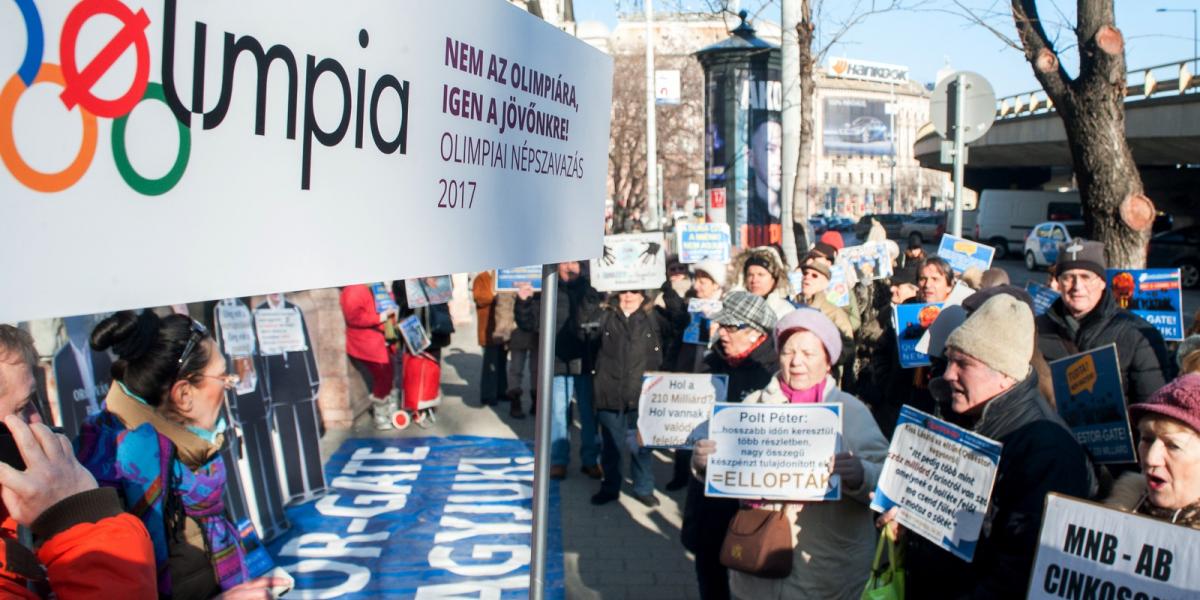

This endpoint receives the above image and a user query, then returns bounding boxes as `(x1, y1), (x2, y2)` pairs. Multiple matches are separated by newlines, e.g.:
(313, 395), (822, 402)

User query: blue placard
(677, 223), (731, 264)
(268, 437), (563, 599)
(237, 519), (276, 579)
(1105, 268), (1185, 341)
(369, 282), (398, 314)
(937, 233), (995, 274)
(894, 303), (944, 368)
(496, 266), (544, 292)
(1025, 281), (1061, 316)
(683, 298), (721, 345)
(1048, 344), (1135, 464)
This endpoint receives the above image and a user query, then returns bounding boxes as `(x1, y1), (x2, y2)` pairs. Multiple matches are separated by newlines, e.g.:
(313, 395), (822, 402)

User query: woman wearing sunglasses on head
(75, 310), (288, 599)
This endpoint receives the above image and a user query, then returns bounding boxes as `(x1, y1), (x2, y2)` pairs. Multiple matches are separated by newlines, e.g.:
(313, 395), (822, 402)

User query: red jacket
(0, 488), (156, 599)
(341, 284), (390, 363)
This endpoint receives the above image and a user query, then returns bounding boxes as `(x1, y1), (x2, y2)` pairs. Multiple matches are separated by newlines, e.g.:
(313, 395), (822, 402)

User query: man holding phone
(0, 325), (157, 598)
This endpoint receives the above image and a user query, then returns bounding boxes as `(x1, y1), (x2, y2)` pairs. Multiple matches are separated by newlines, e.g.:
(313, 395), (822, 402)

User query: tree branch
(1011, 0), (1073, 104)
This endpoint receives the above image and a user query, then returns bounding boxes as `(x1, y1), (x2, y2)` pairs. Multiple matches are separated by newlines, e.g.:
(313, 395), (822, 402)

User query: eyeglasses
(196, 373), (241, 390)
(718, 323), (750, 333)
(175, 319), (209, 381)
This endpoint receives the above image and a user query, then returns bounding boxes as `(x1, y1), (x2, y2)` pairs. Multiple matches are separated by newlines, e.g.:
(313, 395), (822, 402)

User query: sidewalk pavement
(319, 327), (701, 600)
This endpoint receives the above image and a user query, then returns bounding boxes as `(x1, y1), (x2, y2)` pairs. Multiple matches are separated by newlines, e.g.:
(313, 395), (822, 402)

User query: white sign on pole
(254, 308), (308, 355)
(590, 233), (667, 292)
(637, 372), (728, 449)
(654, 69), (681, 105)
(0, 0), (613, 323)
(870, 406), (1002, 562)
(1028, 493), (1200, 599)
(705, 402), (843, 501)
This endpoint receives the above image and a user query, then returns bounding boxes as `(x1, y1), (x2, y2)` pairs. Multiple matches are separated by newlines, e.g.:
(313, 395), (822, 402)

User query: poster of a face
(747, 117), (781, 226)
(823, 97), (894, 156)
(743, 67), (782, 248)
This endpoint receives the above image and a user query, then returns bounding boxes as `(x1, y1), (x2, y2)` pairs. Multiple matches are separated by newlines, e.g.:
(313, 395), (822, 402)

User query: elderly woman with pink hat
(693, 307), (889, 599)
(1105, 374), (1200, 529)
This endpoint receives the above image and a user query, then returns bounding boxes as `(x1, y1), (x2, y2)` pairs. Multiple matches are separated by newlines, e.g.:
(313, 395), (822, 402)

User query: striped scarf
(78, 417), (248, 595)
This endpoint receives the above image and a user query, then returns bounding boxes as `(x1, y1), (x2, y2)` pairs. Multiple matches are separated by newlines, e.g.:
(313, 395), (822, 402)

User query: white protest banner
(677, 223), (731, 264)
(870, 405), (1002, 562)
(254, 307), (308, 355)
(937, 234), (996, 275)
(1, 0), (613, 323)
(1028, 494), (1200, 599)
(591, 233), (667, 292)
(637, 373), (728, 449)
(840, 242), (894, 281)
(216, 302), (256, 357)
(705, 403), (843, 501)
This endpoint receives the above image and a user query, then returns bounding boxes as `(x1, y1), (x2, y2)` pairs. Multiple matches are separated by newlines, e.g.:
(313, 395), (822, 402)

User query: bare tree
(948, 1), (1153, 268)
(608, 53), (705, 233)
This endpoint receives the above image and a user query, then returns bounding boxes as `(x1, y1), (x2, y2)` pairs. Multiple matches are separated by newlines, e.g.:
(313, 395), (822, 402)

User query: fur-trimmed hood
(730, 246), (792, 299)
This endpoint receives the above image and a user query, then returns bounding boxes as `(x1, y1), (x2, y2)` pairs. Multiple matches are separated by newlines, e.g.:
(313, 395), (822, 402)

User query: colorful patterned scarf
(77, 413), (248, 595)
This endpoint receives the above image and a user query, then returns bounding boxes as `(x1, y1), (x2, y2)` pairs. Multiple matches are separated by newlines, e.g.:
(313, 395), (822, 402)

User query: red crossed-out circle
(58, 0), (151, 119)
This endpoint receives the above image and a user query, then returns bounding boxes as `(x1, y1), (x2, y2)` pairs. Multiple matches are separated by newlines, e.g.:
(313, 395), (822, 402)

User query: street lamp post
(1156, 7), (1198, 76)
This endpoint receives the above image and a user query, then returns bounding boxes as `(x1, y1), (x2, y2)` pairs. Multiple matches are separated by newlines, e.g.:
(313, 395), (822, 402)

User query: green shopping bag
(861, 526), (904, 600)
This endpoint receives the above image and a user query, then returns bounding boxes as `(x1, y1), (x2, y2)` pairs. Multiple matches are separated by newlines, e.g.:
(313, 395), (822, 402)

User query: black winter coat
(592, 304), (665, 412)
(906, 375), (1092, 600)
(513, 277), (603, 375)
(1036, 291), (1174, 407)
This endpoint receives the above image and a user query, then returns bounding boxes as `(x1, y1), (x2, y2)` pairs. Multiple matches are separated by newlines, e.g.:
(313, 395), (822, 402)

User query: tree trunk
(1011, 0), (1151, 268)
(790, 2), (816, 253)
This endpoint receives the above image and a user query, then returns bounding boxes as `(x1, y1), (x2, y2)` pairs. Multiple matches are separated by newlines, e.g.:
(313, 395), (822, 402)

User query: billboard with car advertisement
(822, 97), (893, 156)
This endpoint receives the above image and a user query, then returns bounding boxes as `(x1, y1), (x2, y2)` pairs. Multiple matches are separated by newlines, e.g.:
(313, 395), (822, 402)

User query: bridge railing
(995, 58), (1200, 120)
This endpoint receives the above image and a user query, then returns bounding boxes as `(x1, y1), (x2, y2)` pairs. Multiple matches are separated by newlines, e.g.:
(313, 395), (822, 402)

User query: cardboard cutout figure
(215, 299), (290, 542)
(255, 294), (326, 503)
(51, 315), (111, 438)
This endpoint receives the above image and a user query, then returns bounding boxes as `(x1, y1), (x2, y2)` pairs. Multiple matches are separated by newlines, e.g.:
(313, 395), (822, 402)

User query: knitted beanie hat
(1129, 373), (1200, 436)
(945, 294), (1035, 381)
(692, 260), (728, 288)
(774, 307), (842, 362)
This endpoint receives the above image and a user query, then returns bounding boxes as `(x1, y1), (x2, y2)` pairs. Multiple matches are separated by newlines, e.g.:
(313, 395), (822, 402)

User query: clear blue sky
(575, 0), (1200, 97)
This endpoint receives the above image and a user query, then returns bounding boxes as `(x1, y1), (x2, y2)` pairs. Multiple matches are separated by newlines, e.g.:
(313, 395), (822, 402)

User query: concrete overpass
(916, 59), (1200, 168)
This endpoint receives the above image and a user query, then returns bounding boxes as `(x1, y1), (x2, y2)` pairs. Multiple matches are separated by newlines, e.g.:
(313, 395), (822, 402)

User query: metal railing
(995, 58), (1200, 120)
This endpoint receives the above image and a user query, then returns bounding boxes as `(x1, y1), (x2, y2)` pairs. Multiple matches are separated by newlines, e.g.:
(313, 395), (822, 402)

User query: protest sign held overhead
(705, 403), (843, 502)
(1028, 494), (1200, 599)
(0, 0), (613, 323)
(495, 266), (544, 292)
(937, 234), (995, 275)
(1049, 344), (1136, 464)
(677, 223), (732, 264)
(1106, 269), (1185, 341)
(894, 303), (943, 368)
(590, 233), (667, 292)
(871, 406), (1001, 563)
(637, 373), (728, 449)
(840, 242), (894, 281)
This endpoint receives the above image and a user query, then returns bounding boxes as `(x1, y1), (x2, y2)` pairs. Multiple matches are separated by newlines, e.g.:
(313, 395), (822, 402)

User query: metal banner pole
(951, 73), (966, 238)
(528, 263), (559, 600)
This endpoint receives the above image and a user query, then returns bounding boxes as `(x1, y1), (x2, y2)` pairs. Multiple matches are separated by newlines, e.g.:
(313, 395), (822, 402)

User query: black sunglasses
(175, 319), (209, 380)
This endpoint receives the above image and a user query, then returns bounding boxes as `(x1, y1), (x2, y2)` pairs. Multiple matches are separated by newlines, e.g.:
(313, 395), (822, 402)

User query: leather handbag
(861, 526), (905, 600)
(718, 507), (793, 579)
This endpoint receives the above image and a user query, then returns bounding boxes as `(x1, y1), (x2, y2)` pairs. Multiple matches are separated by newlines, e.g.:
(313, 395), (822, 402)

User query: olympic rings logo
(1, 0), (190, 196)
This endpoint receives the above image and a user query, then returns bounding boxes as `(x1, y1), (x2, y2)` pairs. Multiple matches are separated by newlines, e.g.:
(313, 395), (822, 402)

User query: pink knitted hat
(1129, 373), (1200, 435)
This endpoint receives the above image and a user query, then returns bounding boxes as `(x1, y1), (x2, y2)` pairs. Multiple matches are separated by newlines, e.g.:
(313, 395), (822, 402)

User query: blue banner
(1105, 268), (1185, 341)
(894, 303), (944, 368)
(936, 234), (995, 275)
(683, 299), (721, 345)
(268, 437), (563, 599)
(496, 267), (544, 292)
(676, 223), (731, 264)
(1025, 281), (1060, 316)
(1048, 344), (1135, 464)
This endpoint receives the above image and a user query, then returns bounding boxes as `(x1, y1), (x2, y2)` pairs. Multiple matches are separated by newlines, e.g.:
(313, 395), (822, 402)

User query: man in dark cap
(1036, 239), (1174, 410)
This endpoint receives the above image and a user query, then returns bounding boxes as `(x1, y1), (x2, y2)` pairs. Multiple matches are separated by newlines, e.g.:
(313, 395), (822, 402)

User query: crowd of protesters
(467, 220), (1199, 599)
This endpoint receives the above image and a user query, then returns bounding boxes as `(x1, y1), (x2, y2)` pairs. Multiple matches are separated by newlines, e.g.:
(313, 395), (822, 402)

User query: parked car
(900, 213), (946, 247)
(832, 216), (855, 232)
(854, 213), (905, 240)
(1023, 220), (1085, 270)
(976, 190), (1082, 259)
(1147, 225), (1200, 289)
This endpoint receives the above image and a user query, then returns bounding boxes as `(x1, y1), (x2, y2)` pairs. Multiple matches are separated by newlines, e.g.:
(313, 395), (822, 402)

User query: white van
(973, 190), (1082, 259)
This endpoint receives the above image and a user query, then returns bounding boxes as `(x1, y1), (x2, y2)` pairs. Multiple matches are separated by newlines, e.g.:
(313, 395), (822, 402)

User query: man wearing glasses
(0, 325), (156, 598)
(1036, 240), (1175, 414)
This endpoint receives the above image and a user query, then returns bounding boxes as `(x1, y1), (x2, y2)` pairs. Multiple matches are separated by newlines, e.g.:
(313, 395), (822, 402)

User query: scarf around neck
(778, 375), (827, 404)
